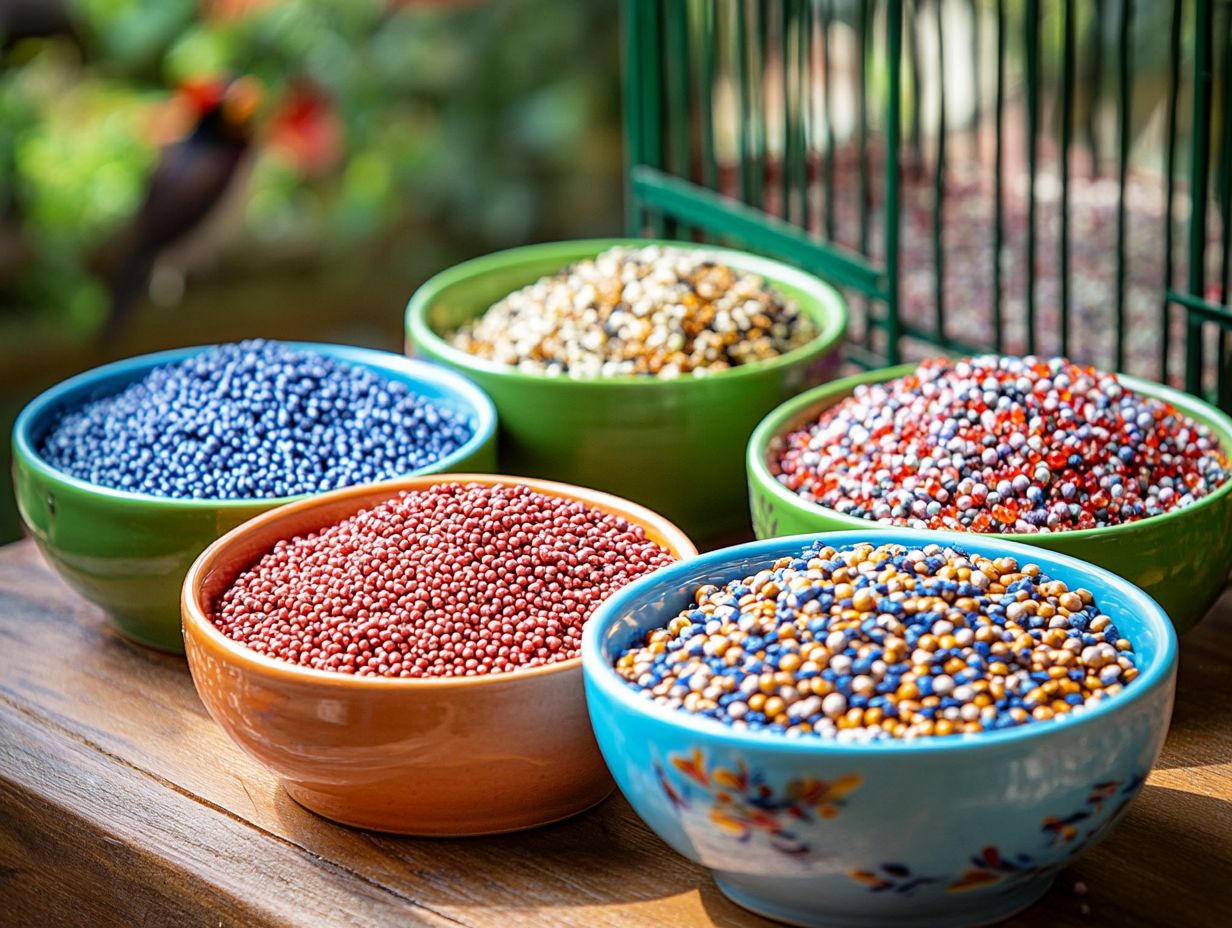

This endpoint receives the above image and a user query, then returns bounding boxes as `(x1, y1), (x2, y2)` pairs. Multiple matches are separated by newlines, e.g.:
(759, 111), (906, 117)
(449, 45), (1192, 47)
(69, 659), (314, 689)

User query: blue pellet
(39, 340), (474, 500)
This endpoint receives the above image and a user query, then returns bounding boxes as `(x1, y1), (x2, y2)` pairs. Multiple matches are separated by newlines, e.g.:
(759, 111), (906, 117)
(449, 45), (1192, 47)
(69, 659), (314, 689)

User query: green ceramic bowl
(12, 343), (498, 653)
(747, 364), (1232, 632)
(405, 239), (848, 539)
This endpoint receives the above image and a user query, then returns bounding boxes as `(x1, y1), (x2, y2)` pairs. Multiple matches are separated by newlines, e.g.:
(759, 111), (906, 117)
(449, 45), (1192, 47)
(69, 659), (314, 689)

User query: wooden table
(1, 538), (1228, 927)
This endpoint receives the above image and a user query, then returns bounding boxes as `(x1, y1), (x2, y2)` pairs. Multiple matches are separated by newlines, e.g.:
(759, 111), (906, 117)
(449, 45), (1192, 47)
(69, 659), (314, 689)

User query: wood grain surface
(0, 538), (1228, 927)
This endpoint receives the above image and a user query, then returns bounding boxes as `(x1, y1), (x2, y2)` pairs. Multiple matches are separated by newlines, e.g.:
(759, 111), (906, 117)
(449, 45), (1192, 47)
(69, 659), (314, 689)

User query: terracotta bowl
(182, 473), (696, 835)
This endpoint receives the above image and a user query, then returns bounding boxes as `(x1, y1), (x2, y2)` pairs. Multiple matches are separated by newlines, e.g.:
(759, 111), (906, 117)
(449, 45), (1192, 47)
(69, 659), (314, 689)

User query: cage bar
(1161, 0), (1183, 385)
(932, 0), (947, 345)
(1059, 1), (1074, 360)
(1114, 0), (1133, 373)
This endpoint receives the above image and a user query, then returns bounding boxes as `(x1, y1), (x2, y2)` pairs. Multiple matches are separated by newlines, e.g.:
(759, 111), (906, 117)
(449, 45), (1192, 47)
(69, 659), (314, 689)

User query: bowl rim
(404, 237), (849, 387)
(12, 341), (499, 510)
(746, 362), (1232, 541)
(182, 472), (699, 690)
(581, 528), (1178, 755)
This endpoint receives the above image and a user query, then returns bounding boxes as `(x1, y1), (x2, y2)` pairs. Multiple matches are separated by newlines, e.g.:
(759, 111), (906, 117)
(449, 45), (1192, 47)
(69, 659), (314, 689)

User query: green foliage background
(0, 0), (624, 335)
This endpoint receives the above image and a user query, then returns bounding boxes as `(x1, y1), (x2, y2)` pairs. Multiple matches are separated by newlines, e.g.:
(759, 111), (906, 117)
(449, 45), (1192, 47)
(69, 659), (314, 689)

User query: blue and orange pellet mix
(39, 340), (474, 500)
(615, 541), (1138, 740)
(774, 356), (1229, 533)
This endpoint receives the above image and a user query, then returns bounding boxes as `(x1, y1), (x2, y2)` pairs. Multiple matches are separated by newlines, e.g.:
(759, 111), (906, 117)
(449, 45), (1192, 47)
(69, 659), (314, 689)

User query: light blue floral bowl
(581, 530), (1177, 928)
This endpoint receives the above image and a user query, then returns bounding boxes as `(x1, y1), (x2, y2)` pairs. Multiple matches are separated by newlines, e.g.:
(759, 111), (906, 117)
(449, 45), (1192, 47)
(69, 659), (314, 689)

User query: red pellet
(211, 482), (677, 677)
(774, 356), (1229, 533)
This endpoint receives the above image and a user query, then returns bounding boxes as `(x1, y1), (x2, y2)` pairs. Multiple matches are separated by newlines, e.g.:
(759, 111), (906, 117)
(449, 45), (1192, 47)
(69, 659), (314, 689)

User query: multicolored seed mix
(615, 542), (1139, 741)
(39, 340), (474, 500)
(213, 482), (677, 677)
(773, 356), (1229, 533)
(451, 245), (816, 378)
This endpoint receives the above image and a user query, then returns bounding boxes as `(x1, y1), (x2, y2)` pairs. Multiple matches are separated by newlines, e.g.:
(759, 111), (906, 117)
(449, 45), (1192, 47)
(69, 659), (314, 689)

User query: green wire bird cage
(622, 0), (1232, 410)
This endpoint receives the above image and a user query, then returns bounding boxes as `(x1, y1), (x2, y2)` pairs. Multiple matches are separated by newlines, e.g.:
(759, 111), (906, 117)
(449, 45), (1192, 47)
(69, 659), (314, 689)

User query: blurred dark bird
(102, 76), (262, 342)
(0, 0), (81, 54)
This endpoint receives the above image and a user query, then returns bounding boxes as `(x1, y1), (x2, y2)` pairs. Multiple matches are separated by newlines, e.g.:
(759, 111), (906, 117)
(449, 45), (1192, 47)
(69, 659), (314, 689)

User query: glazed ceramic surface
(405, 239), (848, 539)
(583, 530), (1176, 928)
(746, 365), (1232, 632)
(183, 473), (697, 836)
(13, 344), (497, 652)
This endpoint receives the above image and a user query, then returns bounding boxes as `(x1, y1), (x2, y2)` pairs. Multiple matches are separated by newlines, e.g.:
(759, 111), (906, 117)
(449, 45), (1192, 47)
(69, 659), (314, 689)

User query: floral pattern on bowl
(851, 773), (1147, 895)
(655, 747), (861, 859)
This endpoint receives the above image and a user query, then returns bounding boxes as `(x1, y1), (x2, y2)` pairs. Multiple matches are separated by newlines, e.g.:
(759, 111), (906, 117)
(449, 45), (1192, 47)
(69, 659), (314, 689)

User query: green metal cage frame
(622, 0), (1232, 408)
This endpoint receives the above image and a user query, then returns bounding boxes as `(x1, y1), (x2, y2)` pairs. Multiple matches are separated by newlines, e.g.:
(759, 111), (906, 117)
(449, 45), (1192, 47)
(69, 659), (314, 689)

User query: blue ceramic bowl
(582, 530), (1177, 928)
(12, 342), (498, 652)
